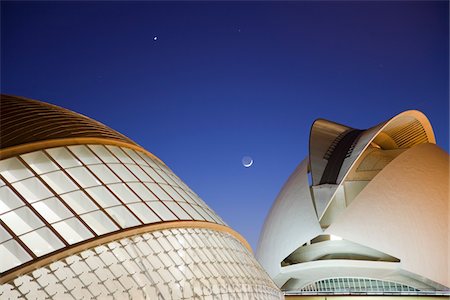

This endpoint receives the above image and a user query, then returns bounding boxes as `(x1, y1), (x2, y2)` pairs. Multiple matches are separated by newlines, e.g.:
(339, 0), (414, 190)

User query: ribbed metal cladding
(0, 95), (136, 150)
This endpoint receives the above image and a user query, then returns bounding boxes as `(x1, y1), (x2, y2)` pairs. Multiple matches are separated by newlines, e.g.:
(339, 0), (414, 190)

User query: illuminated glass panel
(66, 167), (101, 188)
(1, 207), (44, 235)
(81, 211), (118, 235)
(68, 145), (101, 165)
(52, 218), (94, 244)
(0, 240), (32, 272)
(0, 158), (33, 183)
(0, 186), (24, 214)
(41, 171), (78, 194)
(20, 227), (64, 256)
(87, 165), (120, 184)
(21, 151), (59, 175)
(60, 191), (98, 214)
(32, 197), (73, 223)
(46, 147), (81, 168)
(88, 144), (119, 163)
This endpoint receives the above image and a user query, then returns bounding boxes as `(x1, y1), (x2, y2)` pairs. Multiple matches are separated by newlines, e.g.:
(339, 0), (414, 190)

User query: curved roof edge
(0, 94), (138, 151)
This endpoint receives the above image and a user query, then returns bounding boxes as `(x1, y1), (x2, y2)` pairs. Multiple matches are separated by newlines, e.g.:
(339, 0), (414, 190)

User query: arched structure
(257, 110), (448, 295)
(0, 95), (282, 299)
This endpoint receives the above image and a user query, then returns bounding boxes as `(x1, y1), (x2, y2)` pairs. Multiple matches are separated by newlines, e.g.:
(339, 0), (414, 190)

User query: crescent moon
(242, 156), (253, 168)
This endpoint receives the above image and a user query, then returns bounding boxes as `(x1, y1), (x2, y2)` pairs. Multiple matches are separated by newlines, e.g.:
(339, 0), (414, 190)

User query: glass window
(145, 183), (171, 200)
(41, 171), (78, 194)
(66, 167), (101, 188)
(163, 202), (191, 220)
(107, 183), (140, 203)
(0, 186), (24, 214)
(155, 168), (177, 186)
(81, 211), (118, 235)
(146, 201), (177, 221)
(32, 197), (73, 223)
(128, 183), (157, 201)
(12, 177), (53, 203)
(0, 178), (4, 186)
(106, 206), (141, 228)
(159, 184), (184, 202)
(87, 145), (119, 163)
(21, 151), (59, 174)
(177, 202), (205, 221)
(53, 218), (94, 244)
(46, 147), (81, 168)
(85, 186), (120, 208)
(88, 165), (120, 184)
(173, 186), (195, 204)
(1, 207), (44, 235)
(136, 152), (160, 169)
(105, 146), (133, 164)
(0, 157), (33, 183)
(0, 240), (32, 273)
(141, 166), (164, 183)
(0, 225), (11, 243)
(67, 145), (101, 165)
(127, 203), (160, 224)
(60, 190), (98, 214)
(107, 164), (138, 182)
(20, 227), (64, 257)
(127, 165), (153, 182)
(122, 148), (146, 165)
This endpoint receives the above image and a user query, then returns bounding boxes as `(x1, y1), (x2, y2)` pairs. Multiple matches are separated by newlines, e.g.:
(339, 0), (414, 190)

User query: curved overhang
(313, 110), (436, 221)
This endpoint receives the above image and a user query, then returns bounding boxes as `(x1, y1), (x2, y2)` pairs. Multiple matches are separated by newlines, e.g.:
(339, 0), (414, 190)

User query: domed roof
(0, 94), (136, 150)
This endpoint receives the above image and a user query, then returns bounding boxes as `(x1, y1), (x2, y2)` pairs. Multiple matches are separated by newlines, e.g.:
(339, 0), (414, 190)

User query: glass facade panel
(145, 182), (171, 200)
(32, 197), (73, 223)
(127, 203), (160, 223)
(12, 177), (53, 203)
(21, 151), (59, 174)
(107, 164), (137, 182)
(68, 145), (101, 165)
(0, 240), (32, 272)
(66, 167), (101, 188)
(122, 148), (147, 165)
(128, 182), (157, 201)
(46, 147), (81, 168)
(106, 206), (141, 228)
(81, 211), (118, 235)
(87, 165), (120, 184)
(163, 201), (192, 220)
(0, 186), (24, 214)
(141, 166), (164, 183)
(127, 164), (153, 182)
(41, 171), (78, 194)
(107, 183), (140, 203)
(88, 145), (119, 163)
(53, 218), (94, 244)
(0, 225), (11, 243)
(61, 191), (98, 214)
(20, 227), (64, 256)
(1, 207), (44, 235)
(0, 158), (33, 183)
(85, 186), (120, 208)
(146, 201), (177, 221)
(106, 146), (134, 164)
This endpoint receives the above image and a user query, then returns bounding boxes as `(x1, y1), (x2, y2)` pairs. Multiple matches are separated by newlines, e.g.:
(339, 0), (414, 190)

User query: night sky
(2, 1), (448, 250)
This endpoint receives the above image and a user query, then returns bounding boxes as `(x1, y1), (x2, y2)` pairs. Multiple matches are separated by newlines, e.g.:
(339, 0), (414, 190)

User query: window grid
(0, 171), (69, 252)
(104, 146), (194, 220)
(64, 146), (146, 226)
(0, 144), (226, 275)
(42, 149), (123, 230)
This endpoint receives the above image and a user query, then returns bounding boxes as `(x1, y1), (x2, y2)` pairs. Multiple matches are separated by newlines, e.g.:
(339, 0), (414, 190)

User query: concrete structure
(257, 110), (449, 295)
(0, 95), (282, 299)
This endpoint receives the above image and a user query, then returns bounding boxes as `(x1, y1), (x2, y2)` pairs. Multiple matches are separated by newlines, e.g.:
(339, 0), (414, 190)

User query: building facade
(0, 95), (282, 299)
(257, 110), (449, 295)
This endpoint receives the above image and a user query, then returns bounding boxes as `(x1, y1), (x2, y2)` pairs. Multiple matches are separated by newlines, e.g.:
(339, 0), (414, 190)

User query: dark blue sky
(2, 1), (448, 249)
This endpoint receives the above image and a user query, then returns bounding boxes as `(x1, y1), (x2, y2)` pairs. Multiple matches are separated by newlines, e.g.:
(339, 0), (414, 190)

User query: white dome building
(0, 95), (282, 299)
(257, 110), (449, 296)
